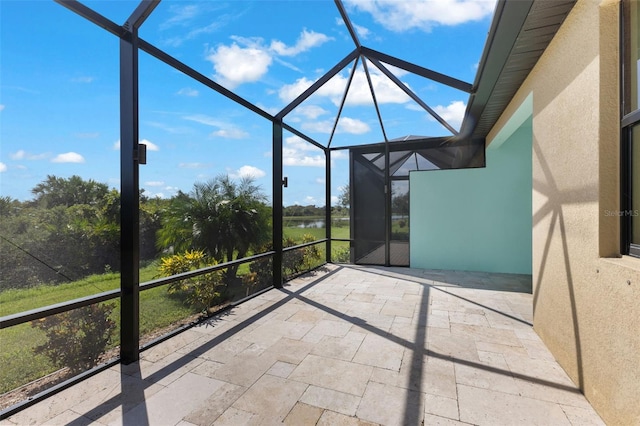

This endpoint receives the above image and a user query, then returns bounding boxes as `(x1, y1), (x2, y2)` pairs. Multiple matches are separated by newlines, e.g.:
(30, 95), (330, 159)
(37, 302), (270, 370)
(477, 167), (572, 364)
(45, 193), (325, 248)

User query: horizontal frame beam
(54, 0), (124, 37)
(276, 49), (359, 119)
(361, 46), (473, 93)
(0, 251), (275, 329)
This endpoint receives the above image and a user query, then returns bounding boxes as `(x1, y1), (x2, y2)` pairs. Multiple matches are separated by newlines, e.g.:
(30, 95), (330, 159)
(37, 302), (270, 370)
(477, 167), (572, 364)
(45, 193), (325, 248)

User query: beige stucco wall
(486, 1), (640, 424)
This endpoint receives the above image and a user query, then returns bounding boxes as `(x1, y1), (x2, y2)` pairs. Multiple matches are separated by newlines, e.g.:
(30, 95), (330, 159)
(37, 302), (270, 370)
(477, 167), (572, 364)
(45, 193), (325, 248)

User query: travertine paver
(457, 384), (572, 425)
(230, 374), (308, 421)
(299, 385), (361, 416)
(288, 354), (373, 396)
(283, 402), (324, 425)
(3, 264), (605, 426)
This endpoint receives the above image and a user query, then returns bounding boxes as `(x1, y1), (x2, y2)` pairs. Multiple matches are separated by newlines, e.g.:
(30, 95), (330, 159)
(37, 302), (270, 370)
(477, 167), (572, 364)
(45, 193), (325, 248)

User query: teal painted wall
(409, 119), (532, 274)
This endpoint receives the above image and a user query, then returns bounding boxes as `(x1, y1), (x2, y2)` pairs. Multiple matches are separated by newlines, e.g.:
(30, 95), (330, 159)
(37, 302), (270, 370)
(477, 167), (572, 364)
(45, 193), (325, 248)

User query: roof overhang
(458, 0), (577, 141)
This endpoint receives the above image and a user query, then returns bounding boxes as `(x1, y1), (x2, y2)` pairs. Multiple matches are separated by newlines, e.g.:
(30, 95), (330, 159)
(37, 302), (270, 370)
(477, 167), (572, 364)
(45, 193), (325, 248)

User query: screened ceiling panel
(133, 0), (487, 151)
(329, 59), (387, 148)
(137, 49), (274, 201)
(281, 58), (355, 147)
(381, 66), (471, 134)
(138, 1), (355, 115)
(340, 0), (494, 84)
(393, 153), (439, 176)
(2, 0), (523, 209)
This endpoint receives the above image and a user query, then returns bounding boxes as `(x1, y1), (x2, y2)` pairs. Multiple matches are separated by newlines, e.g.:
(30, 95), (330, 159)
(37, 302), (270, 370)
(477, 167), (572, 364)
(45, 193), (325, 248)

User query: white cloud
(211, 128), (249, 139)
(335, 16), (372, 40)
(273, 57), (303, 73)
(146, 121), (191, 134)
(432, 100), (467, 130)
(51, 152), (85, 163)
(296, 105), (328, 120)
(285, 135), (320, 152)
(269, 29), (332, 56)
(206, 29), (332, 88)
(354, 23), (371, 39)
(257, 103), (281, 116)
(301, 117), (370, 135)
(283, 135), (325, 167)
(0, 104), (5, 112)
(182, 114), (219, 127)
(142, 188), (168, 199)
(344, 0), (496, 32)
(343, 68), (411, 105)
(71, 76), (94, 83)
(332, 150), (348, 160)
(279, 66), (410, 106)
(316, 177), (326, 184)
(10, 150), (26, 160)
(301, 120), (333, 134)
(165, 21), (228, 47)
(179, 162), (210, 169)
(206, 42), (273, 89)
(183, 114), (249, 139)
(282, 148), (324, 167)
(10, 150), (48, 160)
(278, 77), (316, 103)
(0, 162), (6, 172)
(177, 87), (199, 97)
(338, 117), (370, 134)
(144, 181), (165, 187)
(230, 165), (266, 179)
(160, 4), (230, 46)
(160, 4), (200, 29)
(140, 139), (160, 151)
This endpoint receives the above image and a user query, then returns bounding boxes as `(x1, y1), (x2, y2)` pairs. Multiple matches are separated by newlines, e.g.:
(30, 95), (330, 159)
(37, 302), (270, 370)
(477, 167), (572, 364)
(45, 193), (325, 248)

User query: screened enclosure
(347, 137), (484, 266)
(0, 0), (499, 414)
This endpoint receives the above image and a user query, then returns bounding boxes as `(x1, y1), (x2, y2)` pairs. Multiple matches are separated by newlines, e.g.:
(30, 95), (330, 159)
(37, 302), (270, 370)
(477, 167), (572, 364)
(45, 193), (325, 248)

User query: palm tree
(158, 175), (271, 281)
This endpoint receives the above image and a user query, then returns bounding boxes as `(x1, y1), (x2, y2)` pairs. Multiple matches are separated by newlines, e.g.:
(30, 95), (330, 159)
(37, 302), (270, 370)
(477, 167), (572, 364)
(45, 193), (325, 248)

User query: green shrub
(244, 235), (323, 291)
(300, 234), (322, 270)
(31, 303), (116, 373)
(158, 250), (225, 312)
(332, 246), (350, 263)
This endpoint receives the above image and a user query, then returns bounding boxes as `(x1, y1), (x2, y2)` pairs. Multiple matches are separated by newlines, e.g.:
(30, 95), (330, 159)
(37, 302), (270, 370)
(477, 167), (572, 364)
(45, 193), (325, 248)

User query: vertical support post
(384, 143), (391, 266)
(119, 31), (140, 364)
(325, 148), (332, 263)
(273, 121), (283, 288)
(349, 150), (355, 264)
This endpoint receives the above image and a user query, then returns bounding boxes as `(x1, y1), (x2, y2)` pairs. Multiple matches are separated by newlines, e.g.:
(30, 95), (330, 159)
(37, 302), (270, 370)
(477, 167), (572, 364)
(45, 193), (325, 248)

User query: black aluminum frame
(0, 0), (492, 417)
(621, 0), (640, 257)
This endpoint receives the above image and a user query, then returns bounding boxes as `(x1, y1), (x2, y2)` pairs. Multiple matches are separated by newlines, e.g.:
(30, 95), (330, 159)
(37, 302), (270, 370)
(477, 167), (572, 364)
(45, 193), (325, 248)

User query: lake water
(284, 218), (349, 228)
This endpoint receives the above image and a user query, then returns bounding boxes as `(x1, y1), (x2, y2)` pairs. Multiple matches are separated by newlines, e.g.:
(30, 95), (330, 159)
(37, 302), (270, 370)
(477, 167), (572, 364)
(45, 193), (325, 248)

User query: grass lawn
(0, 264), (201, 394)
(0, 226), (351, 395)
(283, 224), (349, 242)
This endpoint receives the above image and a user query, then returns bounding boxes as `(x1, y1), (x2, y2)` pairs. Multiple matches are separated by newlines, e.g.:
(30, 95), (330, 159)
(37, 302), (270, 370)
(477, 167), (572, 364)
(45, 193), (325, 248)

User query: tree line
(0, 175), (272, 290)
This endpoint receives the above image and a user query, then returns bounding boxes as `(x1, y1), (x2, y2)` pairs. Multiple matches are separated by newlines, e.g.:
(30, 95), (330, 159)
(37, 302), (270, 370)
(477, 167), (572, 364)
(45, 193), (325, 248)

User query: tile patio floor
(3, 264), (605, 426)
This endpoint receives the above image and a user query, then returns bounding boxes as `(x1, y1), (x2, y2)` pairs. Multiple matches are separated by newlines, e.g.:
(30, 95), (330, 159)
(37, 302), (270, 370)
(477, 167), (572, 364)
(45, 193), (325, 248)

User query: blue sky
(0, 0), (496, 205)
